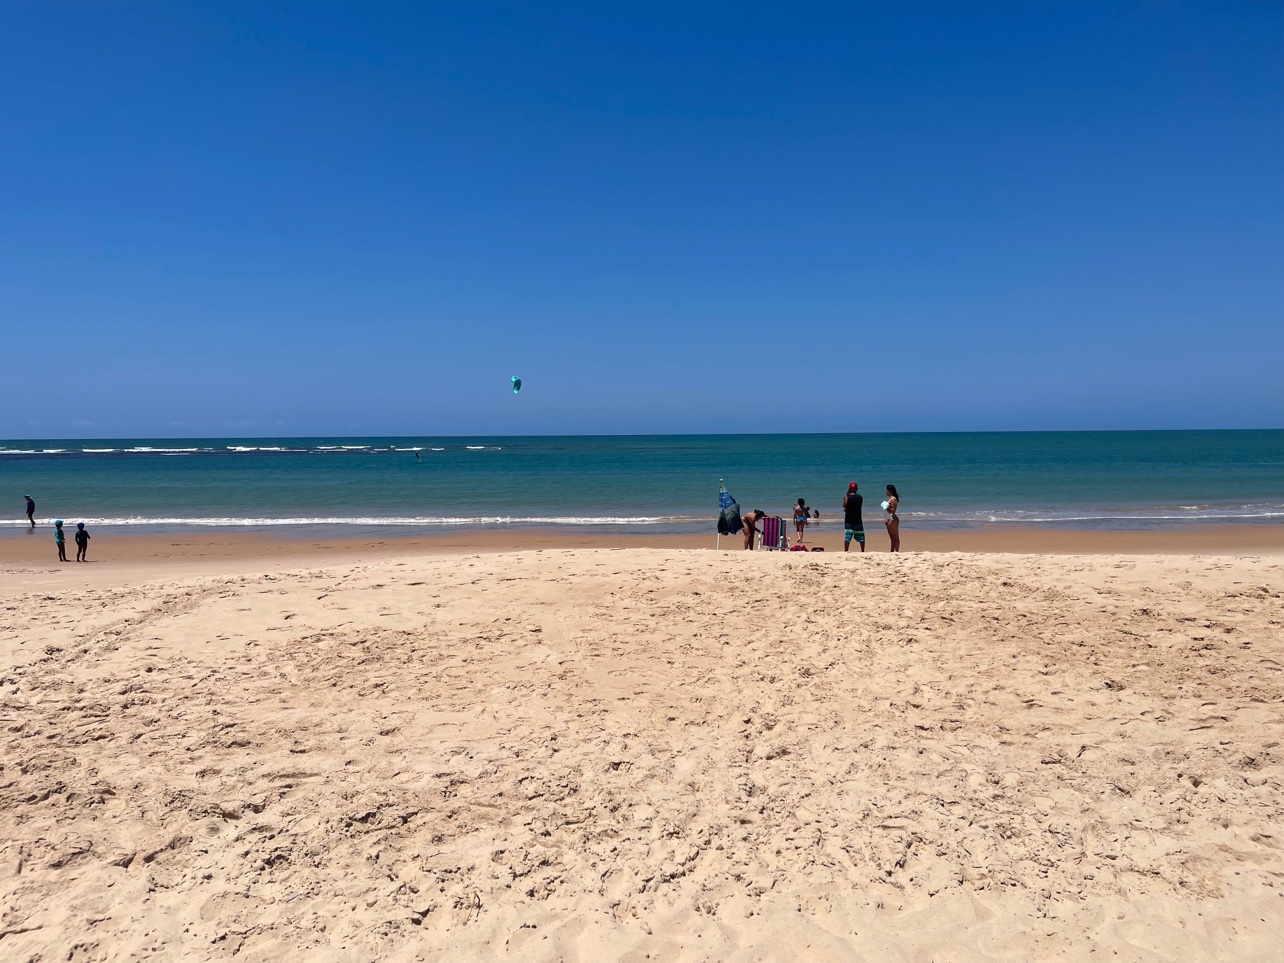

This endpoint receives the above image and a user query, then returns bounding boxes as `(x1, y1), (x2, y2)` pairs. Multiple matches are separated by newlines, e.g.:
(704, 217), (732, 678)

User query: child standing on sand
(74, 522), (91, 562)
(54, 520), (67, 562)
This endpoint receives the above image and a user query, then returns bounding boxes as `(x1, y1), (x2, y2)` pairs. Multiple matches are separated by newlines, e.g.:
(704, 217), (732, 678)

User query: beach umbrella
(717, 479), (742, 547)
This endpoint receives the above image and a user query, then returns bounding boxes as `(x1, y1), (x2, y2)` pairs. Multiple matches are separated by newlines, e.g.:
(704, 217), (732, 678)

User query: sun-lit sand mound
(2, 549), (1281, 961)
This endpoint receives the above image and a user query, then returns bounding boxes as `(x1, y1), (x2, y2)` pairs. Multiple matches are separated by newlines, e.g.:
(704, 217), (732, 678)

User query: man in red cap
(842, 481), (865, 552)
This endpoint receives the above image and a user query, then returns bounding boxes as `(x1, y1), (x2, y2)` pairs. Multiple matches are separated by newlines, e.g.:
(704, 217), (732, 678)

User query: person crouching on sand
(742, 509), (766, 550)
(883, 485), (901, 552)
(54, 520), (67, 562)
(75, 522), (91, 562)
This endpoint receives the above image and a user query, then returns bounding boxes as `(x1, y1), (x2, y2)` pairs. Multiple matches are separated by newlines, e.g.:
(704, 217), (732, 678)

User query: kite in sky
(511, 376), (522, 394)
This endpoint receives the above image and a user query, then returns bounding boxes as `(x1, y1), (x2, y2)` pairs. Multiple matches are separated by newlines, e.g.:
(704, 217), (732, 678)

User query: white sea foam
(904, 507), (1284, 524)
(7, 506), (1280, 529)
(0, 515), (693, 528)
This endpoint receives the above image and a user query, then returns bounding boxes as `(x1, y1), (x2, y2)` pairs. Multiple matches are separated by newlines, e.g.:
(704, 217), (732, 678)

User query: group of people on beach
(840, 481), (900, 553)
(742, 481), (900, 552)
(23, 484), (897, 561)
(21, 495), (91, 562)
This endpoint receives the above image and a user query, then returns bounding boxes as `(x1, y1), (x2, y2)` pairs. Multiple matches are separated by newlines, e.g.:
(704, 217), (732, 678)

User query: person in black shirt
(843, 481), (865, 553)
(74, 522), (91, 562)
(24, 494), (35, 529)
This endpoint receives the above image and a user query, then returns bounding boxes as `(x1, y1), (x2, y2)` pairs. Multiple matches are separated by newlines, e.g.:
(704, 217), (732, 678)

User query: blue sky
(2, 2), (1280, 437)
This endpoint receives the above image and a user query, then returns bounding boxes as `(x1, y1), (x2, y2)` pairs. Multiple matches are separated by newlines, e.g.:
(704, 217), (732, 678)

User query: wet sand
(2, 522), (1283, 570)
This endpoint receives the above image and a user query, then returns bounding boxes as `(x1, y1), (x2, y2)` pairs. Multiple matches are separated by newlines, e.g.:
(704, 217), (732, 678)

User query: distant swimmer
(24, 494), (35, 528)
(75, 522), (91, 562)
(414, 450), (421, 462)
(54, 520), (67, 562)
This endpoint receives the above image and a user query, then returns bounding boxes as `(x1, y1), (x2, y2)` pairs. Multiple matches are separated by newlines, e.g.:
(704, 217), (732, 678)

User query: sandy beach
(5, 0), (1279, 957)
(2, 544), (1282, 961)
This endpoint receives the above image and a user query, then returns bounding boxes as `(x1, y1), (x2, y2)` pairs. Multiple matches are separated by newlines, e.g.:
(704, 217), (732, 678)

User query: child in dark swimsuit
(75, 523), (91, 562)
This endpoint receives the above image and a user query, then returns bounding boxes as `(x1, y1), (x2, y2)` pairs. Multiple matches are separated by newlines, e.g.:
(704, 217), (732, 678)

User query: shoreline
(3, 521), (1283, 568)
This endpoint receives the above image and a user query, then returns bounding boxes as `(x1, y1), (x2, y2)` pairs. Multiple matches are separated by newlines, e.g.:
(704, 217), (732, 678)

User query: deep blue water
(1, 431), (1281, 534)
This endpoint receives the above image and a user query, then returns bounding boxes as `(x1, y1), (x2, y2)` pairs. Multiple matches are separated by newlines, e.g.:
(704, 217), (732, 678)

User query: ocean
(1, 431), (1281, 535)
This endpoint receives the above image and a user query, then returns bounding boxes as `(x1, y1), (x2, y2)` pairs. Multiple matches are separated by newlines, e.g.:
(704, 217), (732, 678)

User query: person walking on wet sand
(74, 522), (91, 562)
(793, 498), (810, 544)
(54, 520), (67, 562)
(843, 482), (865, 553)
(24, 494), (35, 529)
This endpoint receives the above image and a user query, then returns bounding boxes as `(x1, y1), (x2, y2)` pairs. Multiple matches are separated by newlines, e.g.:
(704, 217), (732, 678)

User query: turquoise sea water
(1, 431), (1281, 534)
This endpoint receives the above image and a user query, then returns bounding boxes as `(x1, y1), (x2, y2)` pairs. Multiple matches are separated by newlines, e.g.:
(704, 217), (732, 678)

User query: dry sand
(2, 547), (1282, 961)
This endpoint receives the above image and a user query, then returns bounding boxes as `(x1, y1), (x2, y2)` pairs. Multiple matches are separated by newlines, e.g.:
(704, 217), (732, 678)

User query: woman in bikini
(883, 485), (901, 552)
(793, 498), (809, 543)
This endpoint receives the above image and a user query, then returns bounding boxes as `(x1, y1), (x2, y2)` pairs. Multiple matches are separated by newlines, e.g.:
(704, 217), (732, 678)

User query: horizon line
(3, 426), (1281, 444)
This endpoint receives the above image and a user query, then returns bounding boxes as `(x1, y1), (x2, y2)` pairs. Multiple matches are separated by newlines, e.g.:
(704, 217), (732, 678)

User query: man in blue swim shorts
(843, 481), (866, 553)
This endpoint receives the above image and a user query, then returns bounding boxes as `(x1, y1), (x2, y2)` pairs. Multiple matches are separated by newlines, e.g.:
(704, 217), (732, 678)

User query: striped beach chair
(758, 515), (788, 551)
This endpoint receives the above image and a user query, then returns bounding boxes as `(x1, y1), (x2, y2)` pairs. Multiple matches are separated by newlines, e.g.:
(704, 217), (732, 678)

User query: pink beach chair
(758, 515), (788, 551)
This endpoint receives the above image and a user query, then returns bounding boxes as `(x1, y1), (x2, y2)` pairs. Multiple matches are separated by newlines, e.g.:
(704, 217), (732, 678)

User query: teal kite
(511, 376), (522, 394)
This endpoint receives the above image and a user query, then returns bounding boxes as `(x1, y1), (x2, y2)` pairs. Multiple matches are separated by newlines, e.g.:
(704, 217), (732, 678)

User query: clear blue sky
(2, 3), (1280, 437)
